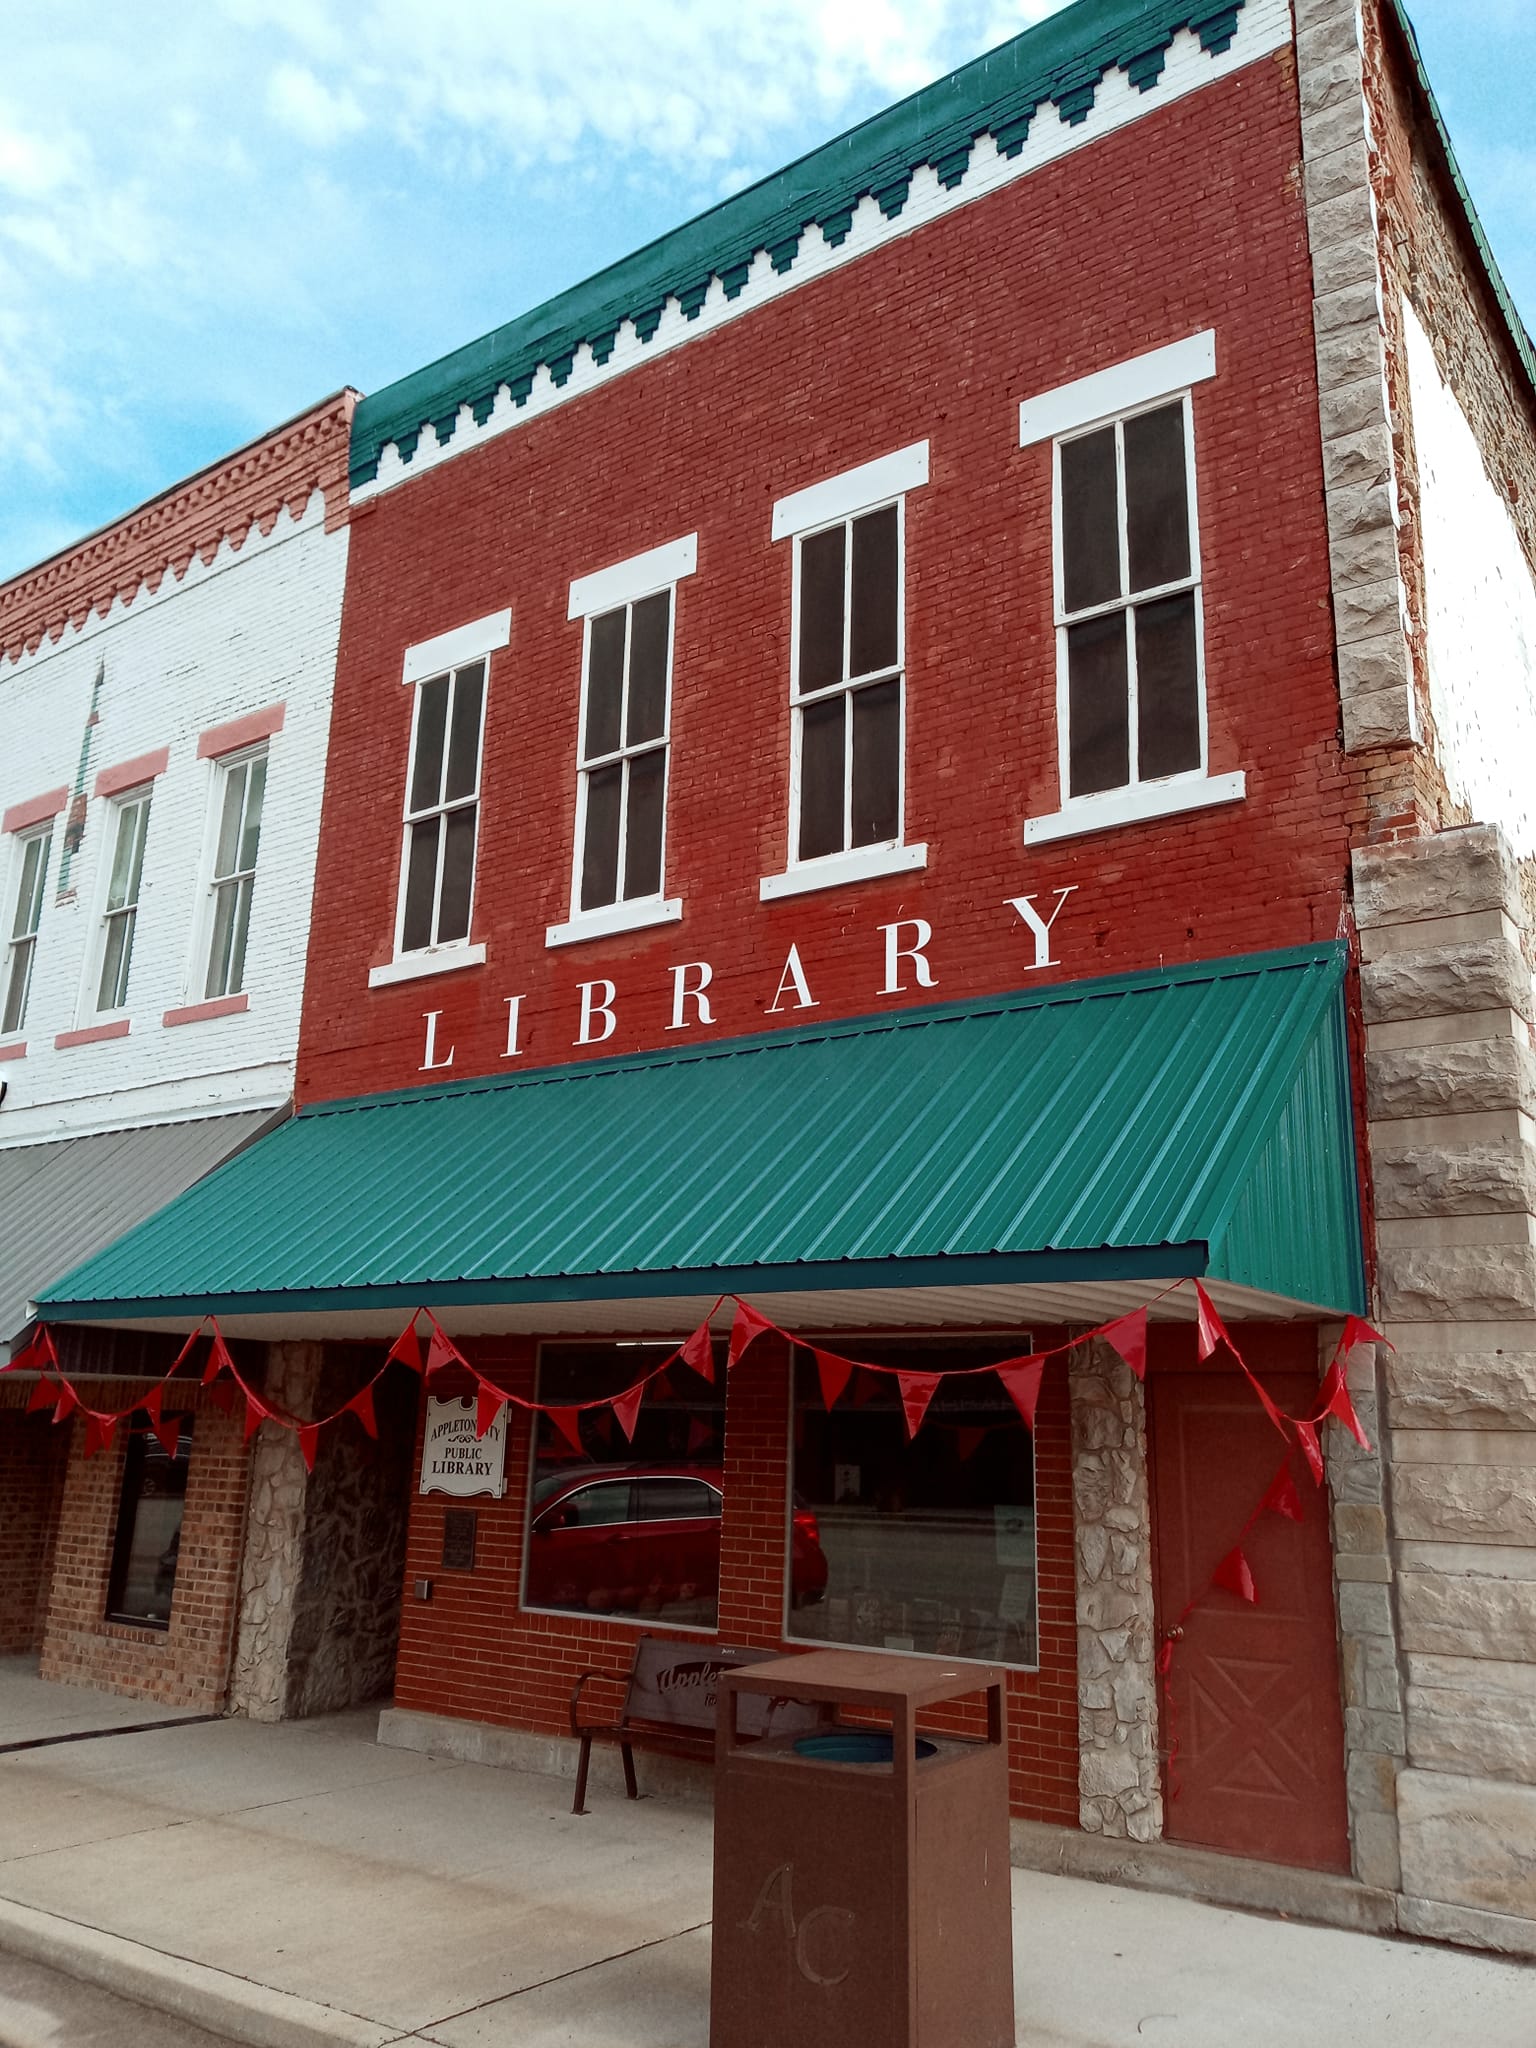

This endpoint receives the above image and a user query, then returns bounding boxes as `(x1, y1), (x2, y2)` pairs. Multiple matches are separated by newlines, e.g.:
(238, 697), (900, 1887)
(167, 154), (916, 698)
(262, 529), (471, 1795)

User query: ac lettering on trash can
(742, 1862), (855, 1989)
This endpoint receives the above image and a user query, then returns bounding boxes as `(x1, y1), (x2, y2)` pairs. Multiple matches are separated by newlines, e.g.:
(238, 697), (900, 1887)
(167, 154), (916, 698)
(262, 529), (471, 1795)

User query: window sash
(789, 501), (906, 865)
(96, 795), (149, 1013)
(572, 590), (674, 915)
(204, 753), (266, 999)
(1053, 395), (1205, 804)
(106, 1416), (193, 1630)
(3, 829), (50, 1034)
(396, 661), (487, 956)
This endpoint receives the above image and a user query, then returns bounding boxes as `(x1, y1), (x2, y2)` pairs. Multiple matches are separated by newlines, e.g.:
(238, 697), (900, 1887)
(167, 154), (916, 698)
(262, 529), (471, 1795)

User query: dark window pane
(1135, 593), (1202, 780)
(798, 696), (845, 860)
(107, 1419), (192, 1628)
(851, 678), (901, 846)
(1067, 613), (1130, 797)
(850, 504), (899, 676)
(1060, 427), (1120, 614)
(437, 806), (476, 943)
(563, 1482), (631, 1527)
(401, 816), (440, 951)
(637, 1478), (719, 1520)
(624, 750), (665, 899)
(798, 525), (846, 691)
(238, 757), (266, 873)
(445, 662), (485, 802)
(626, 592), (671, 745)
(585, 611), (625, 760)
(410, 675), (449, 813)
(1125, 402), (1191, 593)
(580, 763), (622, 910)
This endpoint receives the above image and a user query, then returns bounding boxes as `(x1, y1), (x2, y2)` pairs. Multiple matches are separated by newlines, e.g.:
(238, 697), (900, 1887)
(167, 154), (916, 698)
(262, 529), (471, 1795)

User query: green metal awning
(36, 945), (1366, 1334)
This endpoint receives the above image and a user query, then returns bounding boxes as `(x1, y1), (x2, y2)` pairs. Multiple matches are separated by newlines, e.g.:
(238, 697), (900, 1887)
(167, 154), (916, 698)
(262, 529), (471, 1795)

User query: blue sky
(2, 1), (1531, 584)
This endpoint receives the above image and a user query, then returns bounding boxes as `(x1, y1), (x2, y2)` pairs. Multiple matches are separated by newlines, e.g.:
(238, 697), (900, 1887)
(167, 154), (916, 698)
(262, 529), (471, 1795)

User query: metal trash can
(709, 1650), (1013, 2048)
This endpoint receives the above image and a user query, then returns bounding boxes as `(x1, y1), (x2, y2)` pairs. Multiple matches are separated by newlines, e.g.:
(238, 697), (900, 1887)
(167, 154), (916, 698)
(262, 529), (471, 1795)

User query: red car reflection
(525, 1465), (828, 1616)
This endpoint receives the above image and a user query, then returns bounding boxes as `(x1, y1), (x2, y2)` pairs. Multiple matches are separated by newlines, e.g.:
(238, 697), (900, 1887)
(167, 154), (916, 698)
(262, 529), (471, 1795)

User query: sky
(2, 1), (1532, 585)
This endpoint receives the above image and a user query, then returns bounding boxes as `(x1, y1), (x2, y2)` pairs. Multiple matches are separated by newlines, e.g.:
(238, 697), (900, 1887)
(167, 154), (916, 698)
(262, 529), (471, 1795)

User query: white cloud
(267, 61), (367, 146)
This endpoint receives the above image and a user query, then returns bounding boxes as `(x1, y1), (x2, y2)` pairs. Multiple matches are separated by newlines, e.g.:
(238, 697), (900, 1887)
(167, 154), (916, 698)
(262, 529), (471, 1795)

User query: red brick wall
(300, 51), (1378, 1105)
(395, 1329), (1079, 1823)
(0, 1406), (68, 1654)
(36, 1383), (251, 1707)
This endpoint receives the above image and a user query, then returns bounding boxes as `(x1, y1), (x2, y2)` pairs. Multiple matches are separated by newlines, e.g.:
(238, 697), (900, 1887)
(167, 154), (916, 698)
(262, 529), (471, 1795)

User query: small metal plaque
(441, 1509), (478, 1571)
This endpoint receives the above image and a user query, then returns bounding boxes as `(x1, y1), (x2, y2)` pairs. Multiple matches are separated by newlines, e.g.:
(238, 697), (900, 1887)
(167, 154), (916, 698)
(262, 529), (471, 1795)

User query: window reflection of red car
(524, 1464), (828, 1616)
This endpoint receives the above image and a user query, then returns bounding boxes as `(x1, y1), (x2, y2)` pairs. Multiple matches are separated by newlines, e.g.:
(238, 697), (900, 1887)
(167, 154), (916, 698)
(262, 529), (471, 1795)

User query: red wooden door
(1148, 1368), (1350, 1872)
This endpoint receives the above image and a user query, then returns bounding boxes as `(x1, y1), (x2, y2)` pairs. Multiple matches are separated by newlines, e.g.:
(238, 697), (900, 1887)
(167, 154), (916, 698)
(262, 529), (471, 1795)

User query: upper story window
(203, 748), (266, 1000)
(1019, 333), (1244, 846)
(761, 443), (930, 902)
(548, 536), (694, 948)
(96, 789), (151, 1013)
(3, 825), (51, 1035)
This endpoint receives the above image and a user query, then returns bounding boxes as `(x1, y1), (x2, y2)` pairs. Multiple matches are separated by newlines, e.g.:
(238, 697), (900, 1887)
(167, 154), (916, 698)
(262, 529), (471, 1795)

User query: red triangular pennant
(298, 1424), (321, 1472)
(651, 1370), (674, 1402)
(1318, 1360), (1372, 1450)
(548, 1406), (586, 1456)
(5, 1326), (59, 1376)
(345, 1383), (378, 1439)
(814, 1348), (854, 1412)
(1260, 1462), (1304, 1524)
(611, 1381), (645, 1442)
(1211, 1546), (1257, 1604)
(84, 1412), (119, 1459)
(679, 1322), (715, 1384)
(141, 1383), (164, 1424)
(52, 1382), (79, 1424)
(849, 1370), (878, 1406)
(386, 1318), (424, 1374)
(152, 1412), (182, 1460)
(425, 1323), (461, 1380)
(1194, 1283), (1227, 1361)
(203, 1329), (235, 1385)
(1339, 1315), (1388, 1357)
(898, 1371), (942, 1439)
(166, 1323), (203, 1380)
(26, 1376), (56, 1415)
(727, 1298), (775, 1370)
(955, 1425), (986, 1463)
(686, 1413), (713, 1455)
(243, 1392), (269, 1442)
(476, 1382), (507, 1440)
(997, 1357), (1046, 1432)
(205, 1381), (237, 1417)
(1101, 1309), (1147, 1380)
(1293, 1417), (1324, 1485)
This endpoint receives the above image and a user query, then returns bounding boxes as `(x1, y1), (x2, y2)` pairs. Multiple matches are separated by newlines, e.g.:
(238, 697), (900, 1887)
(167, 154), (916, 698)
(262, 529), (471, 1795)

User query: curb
(0, 1896), (401, 2048)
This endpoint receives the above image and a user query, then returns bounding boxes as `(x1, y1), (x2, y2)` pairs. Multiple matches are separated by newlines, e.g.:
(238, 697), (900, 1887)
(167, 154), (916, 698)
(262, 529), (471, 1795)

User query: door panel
(1148, 1369), (1350, 1873)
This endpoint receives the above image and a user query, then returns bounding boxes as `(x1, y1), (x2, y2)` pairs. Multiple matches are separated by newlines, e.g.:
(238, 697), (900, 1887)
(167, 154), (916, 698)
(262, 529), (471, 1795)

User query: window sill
(368, 943), (486, 989)
(164, 992), (250, 1029)
(759, 840), (928, 902)
(0, 1040), (26, 1062)
(55, 1019), (131, 1049)
(545, 896), (683, 948)
(1023, 771), (1246, 847)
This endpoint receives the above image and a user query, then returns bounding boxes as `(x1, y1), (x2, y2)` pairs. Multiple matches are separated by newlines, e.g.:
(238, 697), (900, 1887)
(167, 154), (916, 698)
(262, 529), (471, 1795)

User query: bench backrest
(622, 1637), (820, 1739)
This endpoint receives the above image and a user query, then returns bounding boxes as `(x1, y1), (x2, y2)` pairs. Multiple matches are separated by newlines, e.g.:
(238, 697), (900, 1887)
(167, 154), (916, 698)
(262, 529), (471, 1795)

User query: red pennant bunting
(897, 1371), (942, 1439)
(203, 1330), (235, 1385)
(686, 1413), (713, 1455)
(476, 1382), (507, 1440)
(727, 1298), (775, 1370)
(386, 1318), (424, 1374)
(814, 1348), (854, 1413)
(152, 1412), (183, 1460)
(52, 1383), (79, 1425)
(611, 1381), (646, 1442)
(141, 1384), (164, 1424)
(651, 1370), (674, 1402)
(1101, 1309), (1148, 1380)
(954, 1425), (986, 1463)
(1318, 1360), (1372, 1450)
(425, 1323), (461, 1380)
(1211, 1546), (1257, 1604)
(206, 1381), (238, 1417)
(5, 1326), (59, 1376)
(83, 1413), (119, 1460)
(167, 1324), (203, 1380)
(1194, 1283), (1227, 1361)
(298, 1424), (321, 1472)
(26, 1376), (57, 1415)
(1293, 1417), (1324, 1485)
(1339, 1315), (1388, 1357)
(1235, 1350), (1291, 1439)
(548, 1406), (586, 1456)
(1259, 1461), (1304, 1524)
(679, 1322), (715, 1384)
(997, 1357), (1046, 1432)
(345, 1383), (378, 1439)
(243, 1392), (269, 1442)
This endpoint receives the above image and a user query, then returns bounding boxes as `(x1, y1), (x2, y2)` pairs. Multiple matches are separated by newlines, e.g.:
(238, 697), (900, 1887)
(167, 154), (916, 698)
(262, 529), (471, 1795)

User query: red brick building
(33, 0), (1536, 1952)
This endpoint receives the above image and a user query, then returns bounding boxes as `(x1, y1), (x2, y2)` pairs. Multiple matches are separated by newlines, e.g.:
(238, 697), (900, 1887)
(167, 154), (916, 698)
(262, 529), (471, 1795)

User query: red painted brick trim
(54, 1019), (130, 1049)
(2, 787), (69, 836)
(95, 748), (169, 800)
(0, 1041), (26, 1061)
(163, 992), (250, 1028)
(197, 703), (285, 760)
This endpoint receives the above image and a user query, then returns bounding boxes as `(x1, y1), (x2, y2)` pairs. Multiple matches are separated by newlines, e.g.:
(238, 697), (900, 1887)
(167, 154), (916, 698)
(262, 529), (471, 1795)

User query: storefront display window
(106, 1417), (192, 1628)
(788, 1339), (1038, 1668)
(523, 1341), (725, 1628)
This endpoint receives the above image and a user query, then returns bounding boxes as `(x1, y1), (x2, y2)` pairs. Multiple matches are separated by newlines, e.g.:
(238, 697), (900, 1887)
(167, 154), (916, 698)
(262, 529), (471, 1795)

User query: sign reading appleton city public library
(419, 1395), (508, 1499)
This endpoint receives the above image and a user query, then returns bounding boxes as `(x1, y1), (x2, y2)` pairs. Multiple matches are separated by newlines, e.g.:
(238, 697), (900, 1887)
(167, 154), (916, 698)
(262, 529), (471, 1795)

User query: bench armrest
(570, 1667), (621, 1739)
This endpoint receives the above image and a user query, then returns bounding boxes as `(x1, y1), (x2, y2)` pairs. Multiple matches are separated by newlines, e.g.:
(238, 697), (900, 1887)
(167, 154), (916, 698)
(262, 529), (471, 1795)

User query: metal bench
(568, 1636), (815, 1815)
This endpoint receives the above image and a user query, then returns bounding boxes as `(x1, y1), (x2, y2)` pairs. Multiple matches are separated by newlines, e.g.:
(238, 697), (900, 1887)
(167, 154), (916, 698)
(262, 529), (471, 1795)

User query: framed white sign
(419, 1394), (508, 1499)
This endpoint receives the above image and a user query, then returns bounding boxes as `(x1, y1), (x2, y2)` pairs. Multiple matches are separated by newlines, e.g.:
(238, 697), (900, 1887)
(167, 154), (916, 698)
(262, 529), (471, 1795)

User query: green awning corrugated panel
(37, 945), (1366, 1324)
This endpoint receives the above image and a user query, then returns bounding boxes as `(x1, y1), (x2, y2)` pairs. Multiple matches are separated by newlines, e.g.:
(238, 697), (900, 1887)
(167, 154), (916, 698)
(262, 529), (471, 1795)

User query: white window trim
(546, 896), (682, 948)
(401, 608), (511, 687)
(760, 838), (928, 903)
(185, 741), (267, 1007)
(1018, 331), (1216, 448)
(567, 534), (696, 620)
(368, 940), (487, 989)
(1, 822), (51, 1040)
(82, 785), (152, 1023)
(383, 654), (492, 975)
(1024, 770), (1246, 846)
(771, 441), (929, 542)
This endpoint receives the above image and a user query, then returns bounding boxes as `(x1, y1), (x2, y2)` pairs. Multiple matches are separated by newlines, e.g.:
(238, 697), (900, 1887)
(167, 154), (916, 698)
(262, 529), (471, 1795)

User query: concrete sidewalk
(0, 1701), (1532, 2048)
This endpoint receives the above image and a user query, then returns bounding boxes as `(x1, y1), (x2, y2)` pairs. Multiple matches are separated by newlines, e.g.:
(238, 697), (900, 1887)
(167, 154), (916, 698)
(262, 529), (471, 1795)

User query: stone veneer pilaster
(1355, 822), (1536, 1956)
(228, 1342), (319, 1721)
(1296, 0), (1417, 750)
(1070, 1342), (1163, 1841)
